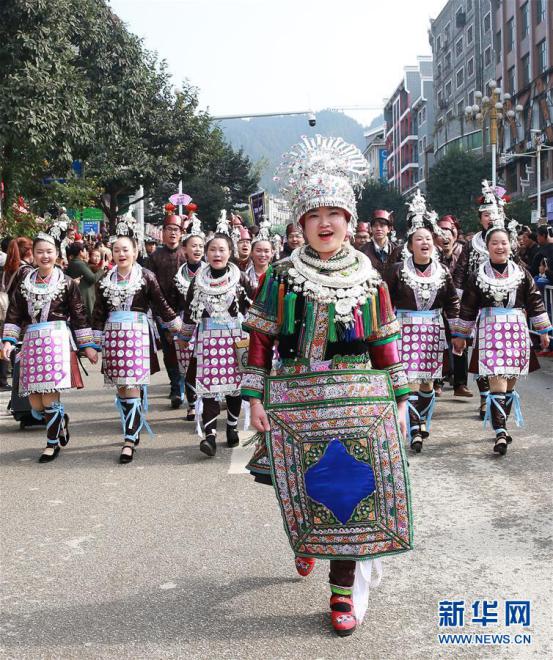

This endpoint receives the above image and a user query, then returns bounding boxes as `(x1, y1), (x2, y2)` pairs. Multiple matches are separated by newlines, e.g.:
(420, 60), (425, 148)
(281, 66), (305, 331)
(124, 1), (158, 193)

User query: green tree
(0, 0), (93, 215)
(426, 149), (492, 230)
(505, 196), (533, 226)
(357, 181), (409, 236)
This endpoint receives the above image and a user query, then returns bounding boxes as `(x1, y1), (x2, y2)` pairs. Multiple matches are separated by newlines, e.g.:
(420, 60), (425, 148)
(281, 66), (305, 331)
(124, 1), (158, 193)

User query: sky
(109, 0), (446, 127)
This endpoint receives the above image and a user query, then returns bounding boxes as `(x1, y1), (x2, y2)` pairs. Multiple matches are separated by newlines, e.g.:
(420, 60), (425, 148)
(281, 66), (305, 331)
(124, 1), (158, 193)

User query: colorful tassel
(378, 284), (388, 324)
(283, 292), (297, 335)
(328, 303), (337, 342)
(277, 281), (285, 326)
(258, 266), (273, 304)
(269, 278), (279, 317)
(371, 294), (378, 332)
(362, 301), (371, 338)
(353, 306), (362, 339)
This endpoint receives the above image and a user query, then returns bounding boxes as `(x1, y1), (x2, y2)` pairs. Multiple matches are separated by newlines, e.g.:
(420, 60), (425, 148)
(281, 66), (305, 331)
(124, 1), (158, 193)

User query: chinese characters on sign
(438, 599), (531, 628)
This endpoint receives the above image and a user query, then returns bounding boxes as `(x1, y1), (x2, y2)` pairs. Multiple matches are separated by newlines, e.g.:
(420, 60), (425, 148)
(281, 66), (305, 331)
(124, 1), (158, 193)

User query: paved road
(1, 359), (552, 659)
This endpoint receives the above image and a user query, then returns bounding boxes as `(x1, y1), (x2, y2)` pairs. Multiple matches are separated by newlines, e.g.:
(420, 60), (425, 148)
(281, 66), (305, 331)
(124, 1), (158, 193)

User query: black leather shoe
(119, 445), (135, 464)
(226, 426), (239, 447)
(493, 435), (508, 456)
(39, 446), (60, 463)
(185, 406), (195, 421)
(170, 395), (183, 409)
(200, 434), (217, 457)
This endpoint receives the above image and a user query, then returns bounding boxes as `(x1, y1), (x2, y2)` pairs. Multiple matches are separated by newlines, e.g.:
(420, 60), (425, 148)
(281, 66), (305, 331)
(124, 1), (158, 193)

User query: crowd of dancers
(1, 135), (552, 637)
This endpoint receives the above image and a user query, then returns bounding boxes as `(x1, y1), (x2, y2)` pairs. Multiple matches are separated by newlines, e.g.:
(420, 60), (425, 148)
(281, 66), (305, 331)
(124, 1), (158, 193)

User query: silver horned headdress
(274, 135), (370, 230)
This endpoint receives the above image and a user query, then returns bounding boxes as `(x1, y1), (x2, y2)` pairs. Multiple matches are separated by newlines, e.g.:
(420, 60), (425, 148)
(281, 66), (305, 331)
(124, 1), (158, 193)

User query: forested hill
(218, 110), (379, 193)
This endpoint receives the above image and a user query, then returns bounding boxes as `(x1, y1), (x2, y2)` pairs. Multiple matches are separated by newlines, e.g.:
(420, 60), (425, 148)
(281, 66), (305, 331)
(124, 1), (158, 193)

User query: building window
(537, 39), (548, 74)
(444, 22), (450, 42)
(506, 18), (514, 52)
(436, 35), (441, 51)
(483, 12), (491, 33)
(467, 0), (472, 10)
(483, 47), (491, 67)
(495, 29), (502, 63)
(507, 66), (515, 94)
(446, 109), (454, 122)
(456, 67), (464, 88)
(455, 37), (463, 57)
(423, 135), (427, 151)
(466, 24), (473, 45)
(520, 2), (529, 38)
(457, 99), (465, 117)
(521, 53), (530, 86)
(437, 63), (442, 79)
(445, 51), (452, 70)
(445, 80), (452, 98)
(537, 0), (546, 23)
(468, 90), (475, 106)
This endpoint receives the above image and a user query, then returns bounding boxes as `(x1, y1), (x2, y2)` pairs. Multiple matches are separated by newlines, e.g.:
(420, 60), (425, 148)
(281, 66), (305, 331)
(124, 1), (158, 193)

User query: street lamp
(465, 80), (523, 187)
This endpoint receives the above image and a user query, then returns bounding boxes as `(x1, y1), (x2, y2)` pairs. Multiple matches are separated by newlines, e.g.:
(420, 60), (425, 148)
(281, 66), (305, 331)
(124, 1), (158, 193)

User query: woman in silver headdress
(386, 191), (460, 453)
(2, 233), (98, 462)
(452, 226), (551, 456)
(242, 136), (412, 637)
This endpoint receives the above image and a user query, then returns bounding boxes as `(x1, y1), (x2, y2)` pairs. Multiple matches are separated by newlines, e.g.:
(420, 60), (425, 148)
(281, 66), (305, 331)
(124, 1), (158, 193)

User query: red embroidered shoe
(330, 594), (357, 637)
(294, 556), (316, 577)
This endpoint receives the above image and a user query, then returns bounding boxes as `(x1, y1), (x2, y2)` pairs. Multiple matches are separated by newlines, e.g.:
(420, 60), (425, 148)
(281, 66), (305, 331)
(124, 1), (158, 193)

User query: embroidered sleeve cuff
(241, 369), (266, 399)
(179, 323), (196, 341)
(451, 317), (476, 338)
(366, 319), (401, 343)
(164, 316), (183, 333)
(530, 312), (552, 334)
(93, 329), (104, 348)
(384, 361), (409, 399)
(2, 323), (21, 343)
(74, 327), (94, 348)
(243, 306), (280, 336)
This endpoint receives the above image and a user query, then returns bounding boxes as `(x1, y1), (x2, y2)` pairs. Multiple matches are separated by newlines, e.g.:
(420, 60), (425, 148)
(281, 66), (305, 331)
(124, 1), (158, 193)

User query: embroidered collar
(288, 243), (381, 324)
(100, 263), (145, 309)
(174, 262), (200, 296)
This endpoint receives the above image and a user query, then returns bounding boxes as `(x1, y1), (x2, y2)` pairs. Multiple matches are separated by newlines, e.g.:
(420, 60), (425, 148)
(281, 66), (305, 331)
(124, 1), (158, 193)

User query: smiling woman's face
(302, 207), (348, 258)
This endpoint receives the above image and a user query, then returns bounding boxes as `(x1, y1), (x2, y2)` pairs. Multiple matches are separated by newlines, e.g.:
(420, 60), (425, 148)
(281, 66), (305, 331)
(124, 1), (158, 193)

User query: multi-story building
(384, 56), (434, 196)
(363, 126), (387, 182)
(493, 0), (553, 218)
(267, 195), (291, 228)
(429, 0), (496, 161)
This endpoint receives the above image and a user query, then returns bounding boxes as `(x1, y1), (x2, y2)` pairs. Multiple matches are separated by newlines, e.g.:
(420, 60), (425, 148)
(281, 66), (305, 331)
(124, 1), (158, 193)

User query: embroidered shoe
(294, 556), (315, 577)
(330, 594), (357, 637)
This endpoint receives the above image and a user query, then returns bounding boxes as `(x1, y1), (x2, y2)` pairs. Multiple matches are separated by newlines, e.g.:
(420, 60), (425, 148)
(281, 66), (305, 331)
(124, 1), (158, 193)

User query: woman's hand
(540, 333), (551, 351)
(250, 398), (270, 432)
(452, 337), (466, 355)
(397, 399), (407, 440)
(2, 342), (13, 361)
(84, 347), (98, 364)
(176, 339), (189, 349)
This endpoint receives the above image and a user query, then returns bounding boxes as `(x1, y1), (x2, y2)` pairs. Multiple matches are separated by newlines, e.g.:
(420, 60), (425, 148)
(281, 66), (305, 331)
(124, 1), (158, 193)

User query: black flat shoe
(185, 407), (195, 421)
(119, 446), (135, 464)
(39, 446), (60, 463)
(170, 395), (183, 409)
(59, 414), (70, 447)
(200, 434), (217, 457)
(226, 426), (239, 448)
(505, 434), (513, 445)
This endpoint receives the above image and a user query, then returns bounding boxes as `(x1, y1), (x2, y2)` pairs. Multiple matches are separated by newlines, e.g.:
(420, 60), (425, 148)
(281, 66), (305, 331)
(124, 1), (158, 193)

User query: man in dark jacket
(360, 210), (401, 276)
(147, 214), (187, 408)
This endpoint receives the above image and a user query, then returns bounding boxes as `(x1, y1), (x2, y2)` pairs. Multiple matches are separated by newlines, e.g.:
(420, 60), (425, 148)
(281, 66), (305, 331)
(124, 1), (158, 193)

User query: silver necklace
(100, 263), (145, 310)
(400, 256), (446, 310)
(468, 232), (488, 273)
(288, 244), (380, 324)
(190, 262), (242, 323)
(476, 260), (524, 305)
(296, 244), (358, 272)
(21, 267), (66, 319)
(174, 263), (199, 297)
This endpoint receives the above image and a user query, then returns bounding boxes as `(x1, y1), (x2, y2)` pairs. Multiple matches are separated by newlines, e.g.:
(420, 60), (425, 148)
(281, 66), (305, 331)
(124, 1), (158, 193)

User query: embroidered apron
(103, 311), (150, 386)
(477, 307), (530, 377)
(195, 317), (244, 397)
(19, 321), (72, 396)
(396, 309), (445, 381)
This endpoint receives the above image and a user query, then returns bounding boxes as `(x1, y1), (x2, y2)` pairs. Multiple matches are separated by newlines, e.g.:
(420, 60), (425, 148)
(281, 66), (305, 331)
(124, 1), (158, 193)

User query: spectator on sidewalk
(65, 242), (106, 319)
(530, 225), (553, 278)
